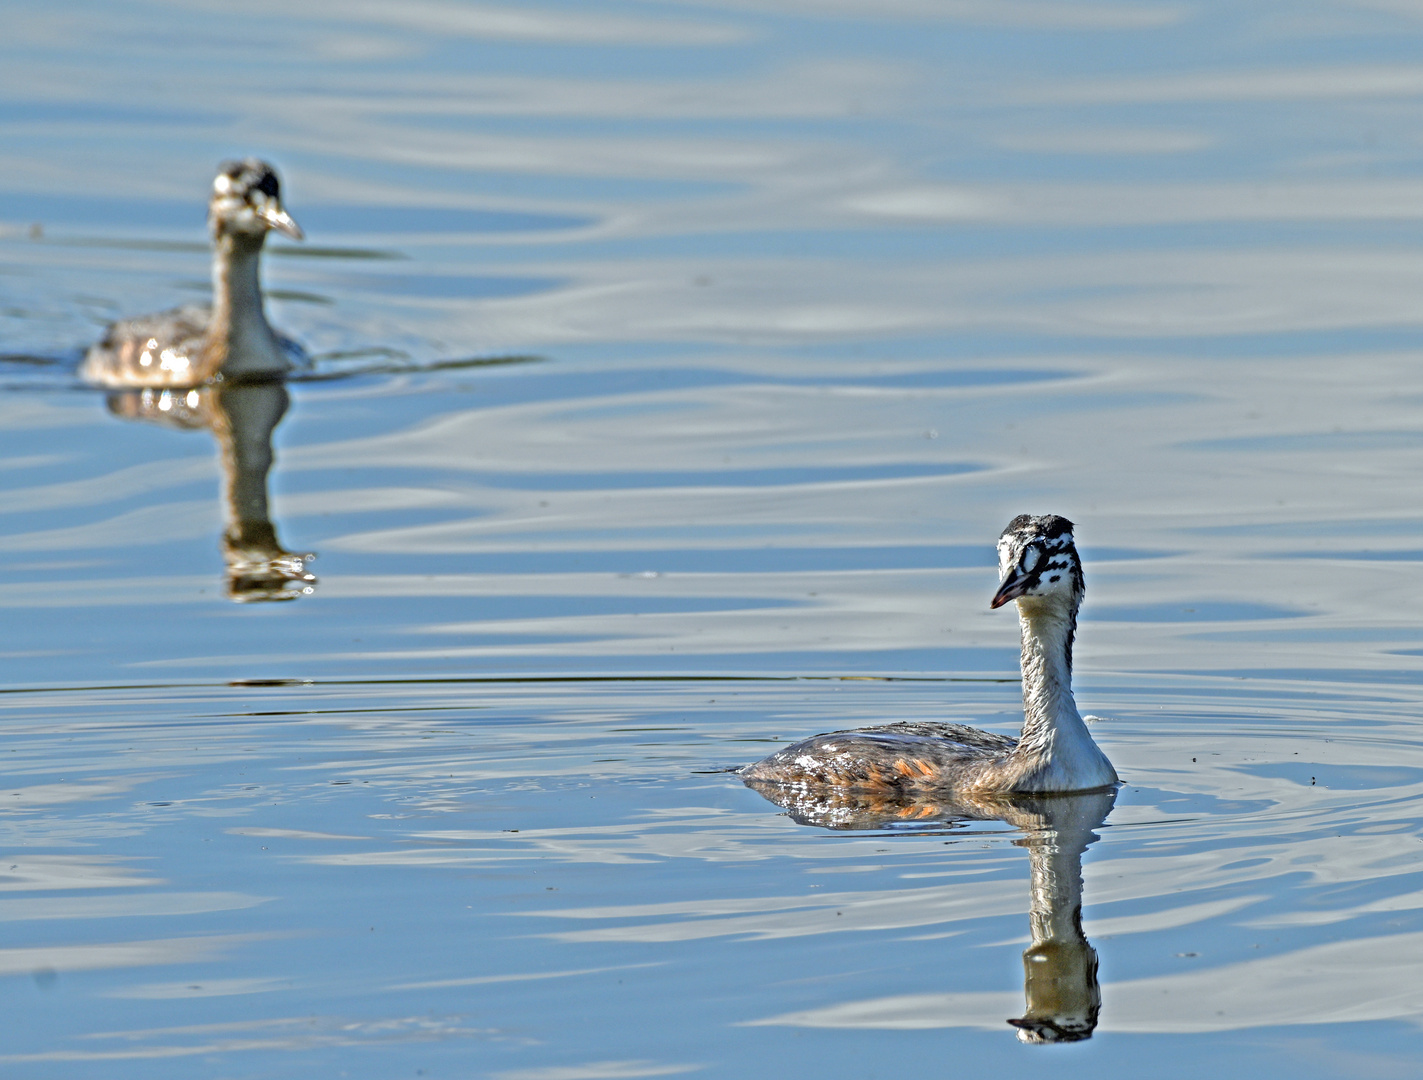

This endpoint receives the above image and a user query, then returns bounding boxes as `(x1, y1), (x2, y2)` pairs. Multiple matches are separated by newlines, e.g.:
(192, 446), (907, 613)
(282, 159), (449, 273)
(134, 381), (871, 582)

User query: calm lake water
(5, 0), (1423, 1075)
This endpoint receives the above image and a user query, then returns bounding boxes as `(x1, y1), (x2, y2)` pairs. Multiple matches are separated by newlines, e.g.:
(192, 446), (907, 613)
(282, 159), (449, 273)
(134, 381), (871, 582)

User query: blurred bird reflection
(105, 381), (316, 602)
(744, 779), (1114, 1042)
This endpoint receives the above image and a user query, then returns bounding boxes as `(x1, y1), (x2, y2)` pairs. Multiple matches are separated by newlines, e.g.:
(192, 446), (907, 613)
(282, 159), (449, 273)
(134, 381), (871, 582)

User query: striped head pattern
(991, 514), (1084, 613)
(209, 159), (303, 240)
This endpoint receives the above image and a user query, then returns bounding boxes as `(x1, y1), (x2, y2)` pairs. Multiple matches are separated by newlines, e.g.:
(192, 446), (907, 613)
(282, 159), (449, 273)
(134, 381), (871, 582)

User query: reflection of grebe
(1003, 791), (1112, 1043)
(81, 159), (305, 388)
(742, 783), (1113, 1042)
(106, 383), (316, 602)
(741, 515), (1117, 794)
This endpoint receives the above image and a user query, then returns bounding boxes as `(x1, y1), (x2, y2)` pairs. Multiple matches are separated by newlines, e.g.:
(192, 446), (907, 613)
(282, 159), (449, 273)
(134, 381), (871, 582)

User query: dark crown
(1001, 513), (1074, 545)
(213, 159), (282, 202)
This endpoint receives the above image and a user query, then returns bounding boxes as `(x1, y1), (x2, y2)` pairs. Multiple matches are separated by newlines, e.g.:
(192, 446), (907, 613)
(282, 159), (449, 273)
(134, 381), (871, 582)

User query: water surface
(5, 0), (1423, 1075)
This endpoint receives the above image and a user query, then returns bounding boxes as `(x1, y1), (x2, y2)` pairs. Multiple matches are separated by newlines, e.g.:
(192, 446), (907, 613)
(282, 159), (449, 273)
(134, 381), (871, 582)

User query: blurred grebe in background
(82, 158), (305, 388)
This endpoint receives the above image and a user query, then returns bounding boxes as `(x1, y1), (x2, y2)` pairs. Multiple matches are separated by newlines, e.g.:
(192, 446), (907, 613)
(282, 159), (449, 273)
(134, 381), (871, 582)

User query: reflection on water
(1, 675), (1422, 1072)
(746, 778), (1113, 1043)
(1009, 792), (1110, 1044)
(9, 0), (1423, 1075)
(104, 382), (315, 601)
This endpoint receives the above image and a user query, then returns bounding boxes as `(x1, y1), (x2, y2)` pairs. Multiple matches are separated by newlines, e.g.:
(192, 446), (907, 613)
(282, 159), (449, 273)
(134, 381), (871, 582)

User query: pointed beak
(259, 206), (304, 240)
(990, 568), (1031, 610)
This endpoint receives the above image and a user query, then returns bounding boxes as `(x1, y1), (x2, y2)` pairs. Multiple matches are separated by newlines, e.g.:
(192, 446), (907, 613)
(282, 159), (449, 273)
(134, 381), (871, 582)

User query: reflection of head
(222, 519), (314, 602)
(742, 780), (1113, 1043)
(103, 382), (316, 603)
(1008, 937), (1100, 1043)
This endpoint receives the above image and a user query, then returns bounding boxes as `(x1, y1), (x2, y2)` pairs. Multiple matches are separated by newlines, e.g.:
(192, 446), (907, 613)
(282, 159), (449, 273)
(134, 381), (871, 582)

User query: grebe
(740, 514), (1118, 795)
(81, 159), (305, 388)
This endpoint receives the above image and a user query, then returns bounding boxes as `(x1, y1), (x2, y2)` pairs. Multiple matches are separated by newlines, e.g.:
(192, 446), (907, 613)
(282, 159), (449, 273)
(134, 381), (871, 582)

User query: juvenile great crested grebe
(740, 514), (1118, 795)
(81, 159), (305, 388)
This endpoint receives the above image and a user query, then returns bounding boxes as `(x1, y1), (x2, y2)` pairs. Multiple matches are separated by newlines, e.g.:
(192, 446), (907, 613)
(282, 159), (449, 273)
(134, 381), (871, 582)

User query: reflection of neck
(208, 231), (287, 377)
(209, 382), (288, 539)
(1008, 792), (1112, 1044)
(1024, 817), (1089, 949)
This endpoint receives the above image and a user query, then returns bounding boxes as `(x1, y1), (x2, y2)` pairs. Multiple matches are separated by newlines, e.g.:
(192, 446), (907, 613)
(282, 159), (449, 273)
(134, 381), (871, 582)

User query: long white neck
(207, 232), (289, 378)
(1011, 602), (1117, 790)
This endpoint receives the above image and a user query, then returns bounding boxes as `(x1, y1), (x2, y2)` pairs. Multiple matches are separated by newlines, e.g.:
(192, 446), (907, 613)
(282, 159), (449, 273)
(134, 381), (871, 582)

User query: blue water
(5, 0), (1423, 1075)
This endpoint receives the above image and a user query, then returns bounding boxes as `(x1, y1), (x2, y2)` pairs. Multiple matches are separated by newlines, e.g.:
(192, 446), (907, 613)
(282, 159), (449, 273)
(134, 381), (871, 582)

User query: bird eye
(1021, 546), (1041, 572)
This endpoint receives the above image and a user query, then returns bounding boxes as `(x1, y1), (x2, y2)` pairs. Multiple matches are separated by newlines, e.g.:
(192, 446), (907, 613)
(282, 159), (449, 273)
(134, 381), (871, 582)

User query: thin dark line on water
(281, 674), (1018, 686)
(290, 353), (545, 382)
(0, 674), (1020, 697)
(30, 236), (405, 260)
(0, 354), (63, 367)
(816, 825), (1013, 839)
(211, 706), (480, 718)
(0, 681), (226, 695)
(1097, 817), (1201, 829)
